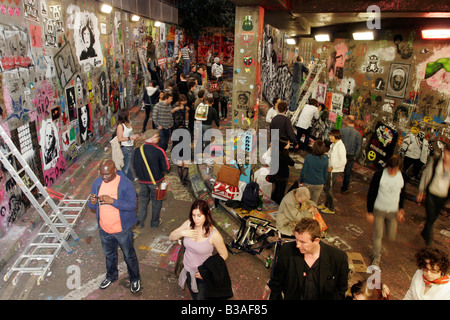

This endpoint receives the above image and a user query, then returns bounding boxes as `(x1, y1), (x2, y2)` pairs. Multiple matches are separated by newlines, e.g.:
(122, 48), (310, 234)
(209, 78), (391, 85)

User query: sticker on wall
(374, 78), (385, 91)
(73, 11), (104, 67)
(385, 63), (410, 99)
(243, 55), (253, 67)
(242, 15), (254, 32)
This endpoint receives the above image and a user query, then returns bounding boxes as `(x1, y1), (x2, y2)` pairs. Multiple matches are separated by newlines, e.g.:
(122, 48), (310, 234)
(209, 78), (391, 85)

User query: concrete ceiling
(230, 0), (450, 38)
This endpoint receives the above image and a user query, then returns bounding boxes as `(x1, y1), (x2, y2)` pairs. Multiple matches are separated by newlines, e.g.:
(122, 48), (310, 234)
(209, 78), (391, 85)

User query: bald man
(340, 115), (361, 194)
(88, 159), (141, 293)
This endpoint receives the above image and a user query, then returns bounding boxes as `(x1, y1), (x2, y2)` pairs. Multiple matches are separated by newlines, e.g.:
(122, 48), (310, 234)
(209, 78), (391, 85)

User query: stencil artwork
(73, 11), (103, 67)
(0, 25), (33, 71)
(363, 54), (383, 73)
(312, 83), (327, 104)
(23, 0), (39, 23)
(78, 104), (92, 143)
(330, 92), (344, 115)
(39, 119), (60, 170)
(54, 42), (76, 89)
(386, 63), (410, 99)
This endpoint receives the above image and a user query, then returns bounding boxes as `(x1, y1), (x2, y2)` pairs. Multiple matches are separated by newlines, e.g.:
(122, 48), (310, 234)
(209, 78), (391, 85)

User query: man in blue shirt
(340, 115), (361, 194)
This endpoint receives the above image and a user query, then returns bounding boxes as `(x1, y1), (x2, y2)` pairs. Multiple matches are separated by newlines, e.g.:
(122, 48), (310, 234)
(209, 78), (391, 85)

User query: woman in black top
(271, 137), (295, 204)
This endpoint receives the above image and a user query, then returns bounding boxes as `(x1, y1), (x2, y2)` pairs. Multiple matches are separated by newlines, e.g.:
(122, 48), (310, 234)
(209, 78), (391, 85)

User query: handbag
(216, 165), (241, 187)
(140, 145), (167, 200)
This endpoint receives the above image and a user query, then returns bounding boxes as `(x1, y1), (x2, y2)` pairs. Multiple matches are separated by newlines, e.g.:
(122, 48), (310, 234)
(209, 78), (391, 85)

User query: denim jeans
(183, 59), (191, 76)
(121, 146), (135, 181)
(186, 271), (207, 300)
(372, 208), (398, 262)
(99, 227), (140, 283)
(341, 159), (355, 192)
(422, 192), (447, 246)
(137, 183), (162, 228)
(158, 128), (171, 151)
(289, 82), (301, 111)
(323, 172), (339, 211)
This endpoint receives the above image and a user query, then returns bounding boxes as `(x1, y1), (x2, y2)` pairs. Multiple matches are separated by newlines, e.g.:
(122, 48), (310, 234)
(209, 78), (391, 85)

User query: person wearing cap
(133, 130), (170, 228)
(211, 57), (223, 79)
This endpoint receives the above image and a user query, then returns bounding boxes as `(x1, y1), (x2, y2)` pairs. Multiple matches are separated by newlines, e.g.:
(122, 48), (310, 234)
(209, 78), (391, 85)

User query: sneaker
(317, 205), (327, 210)
(130, 280), (141, 293)
(321, 208), (335, 215)
(99, 278), (113, 289)
(341, 189), (350, 195)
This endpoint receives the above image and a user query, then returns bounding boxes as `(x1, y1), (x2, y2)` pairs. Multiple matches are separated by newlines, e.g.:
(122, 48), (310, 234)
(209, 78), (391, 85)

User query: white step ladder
(0, 126), (87, 285)
(290, 60), (326, 126)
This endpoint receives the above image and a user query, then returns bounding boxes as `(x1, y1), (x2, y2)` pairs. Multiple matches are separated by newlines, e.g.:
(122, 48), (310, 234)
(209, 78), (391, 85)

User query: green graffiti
(425, 58), (450, 79)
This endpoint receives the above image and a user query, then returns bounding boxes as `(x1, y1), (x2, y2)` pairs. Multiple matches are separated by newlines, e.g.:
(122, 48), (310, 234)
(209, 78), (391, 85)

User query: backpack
(241, 182), (260, 209)
(173, 107), (186, 128)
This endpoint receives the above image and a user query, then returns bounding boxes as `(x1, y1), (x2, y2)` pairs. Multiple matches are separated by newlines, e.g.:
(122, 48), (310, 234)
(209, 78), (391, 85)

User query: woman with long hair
(116, 108), (138, 181)
(169, 199), (228, 300)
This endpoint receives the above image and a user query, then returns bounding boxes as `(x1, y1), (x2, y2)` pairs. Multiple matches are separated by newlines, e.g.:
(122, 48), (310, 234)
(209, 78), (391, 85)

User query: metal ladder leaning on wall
(0, 126), (87, 285)
(290, 59), (326, 126)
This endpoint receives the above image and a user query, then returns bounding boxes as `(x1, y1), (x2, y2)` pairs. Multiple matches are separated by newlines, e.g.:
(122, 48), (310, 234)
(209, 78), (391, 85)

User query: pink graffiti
(32, 80), (54, 115)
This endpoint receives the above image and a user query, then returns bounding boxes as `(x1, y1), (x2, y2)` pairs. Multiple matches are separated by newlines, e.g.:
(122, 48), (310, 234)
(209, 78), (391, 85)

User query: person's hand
(381, 284), (390, 299)
(416, 192), (424, 204)
(99, 195), (114, 205)
(195, 271), (203, 279)
(397, 209), (406, 223)
(90, 193), (98, 204)
(366, 212), (374, 224)
(328, 166), (333, 172)
(131, 134), (139, 140)
(181, 229), (199, 239)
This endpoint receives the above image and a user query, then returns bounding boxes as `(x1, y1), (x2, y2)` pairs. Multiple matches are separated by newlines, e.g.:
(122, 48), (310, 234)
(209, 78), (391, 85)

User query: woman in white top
(404, 247), (450, 300)
(319, 129), (346, 214)
(116, 108), (138, 181)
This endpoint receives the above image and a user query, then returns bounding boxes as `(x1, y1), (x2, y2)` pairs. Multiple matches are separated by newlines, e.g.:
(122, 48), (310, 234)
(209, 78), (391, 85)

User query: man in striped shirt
(180, 43), (191, 76)
(153, 92), (173, 151)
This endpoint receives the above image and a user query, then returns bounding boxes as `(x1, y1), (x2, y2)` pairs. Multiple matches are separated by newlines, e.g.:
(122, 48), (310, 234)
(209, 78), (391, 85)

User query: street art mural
(0, 1), (182, 238)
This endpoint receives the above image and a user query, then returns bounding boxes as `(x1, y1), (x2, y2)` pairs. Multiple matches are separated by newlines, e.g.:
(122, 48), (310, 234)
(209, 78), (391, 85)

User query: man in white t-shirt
(295, 98), (322, 150)
(366, 155), (406, 268)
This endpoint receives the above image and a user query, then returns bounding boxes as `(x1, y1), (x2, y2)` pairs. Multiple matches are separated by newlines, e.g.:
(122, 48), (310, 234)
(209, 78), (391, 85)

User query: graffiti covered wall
(0, 0), (181, 238)
(261, 24), (450, 174)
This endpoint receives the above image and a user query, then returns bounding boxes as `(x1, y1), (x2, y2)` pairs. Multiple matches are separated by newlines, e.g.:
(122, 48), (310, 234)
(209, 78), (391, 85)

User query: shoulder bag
(140, 145), (167, 200)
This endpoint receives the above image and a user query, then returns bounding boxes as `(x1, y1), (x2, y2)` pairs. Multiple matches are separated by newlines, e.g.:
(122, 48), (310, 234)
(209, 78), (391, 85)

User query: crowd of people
(87, 45), (449, 300)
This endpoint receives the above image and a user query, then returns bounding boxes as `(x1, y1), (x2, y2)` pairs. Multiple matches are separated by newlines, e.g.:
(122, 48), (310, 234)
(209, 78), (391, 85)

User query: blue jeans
(121, 146), (135, 181)
(183, 59), (191, 76)
(289, 82), (301, 111)
(99, 227), (140, 283)
(341, 159), (355, 192)
(158, 128), (170, 151)
(137, 183), (162, 228)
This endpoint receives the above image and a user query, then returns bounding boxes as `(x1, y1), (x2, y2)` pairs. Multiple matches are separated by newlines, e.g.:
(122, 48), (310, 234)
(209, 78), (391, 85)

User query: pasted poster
(312, 83), (327, 104)
(73, 11), (103, 67)
(39, 119), (60, 170)
(330, 92), (344, 115)
(66, 86), (77, 121)
(386, 63), (410, 99)
(78, 104), (92, 143)
(23, 0), (39, 23)
(54, 42), (76, 89)
(366, 121), (398, 169)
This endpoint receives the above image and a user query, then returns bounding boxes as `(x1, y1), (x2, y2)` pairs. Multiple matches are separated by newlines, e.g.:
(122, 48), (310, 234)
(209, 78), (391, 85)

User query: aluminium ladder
(290, 59), (326, 127)
(0, 126), (87, 285)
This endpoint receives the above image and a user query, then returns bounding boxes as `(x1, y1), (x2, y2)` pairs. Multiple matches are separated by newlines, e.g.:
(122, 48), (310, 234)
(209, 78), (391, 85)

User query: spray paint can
(265, 255), (271, 268)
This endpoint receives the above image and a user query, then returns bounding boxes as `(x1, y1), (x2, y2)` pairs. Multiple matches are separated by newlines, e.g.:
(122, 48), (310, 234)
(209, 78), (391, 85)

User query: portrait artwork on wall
(54, 42), (76, 89)
(386, 63), (411, 99)
(78, 104), (92, 143)
(73, 11), (103, 67)
(39, 119), (60, 170)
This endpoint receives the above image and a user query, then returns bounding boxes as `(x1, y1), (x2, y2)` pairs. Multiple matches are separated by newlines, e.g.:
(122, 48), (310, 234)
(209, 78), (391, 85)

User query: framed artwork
(386, 63), (410, 99)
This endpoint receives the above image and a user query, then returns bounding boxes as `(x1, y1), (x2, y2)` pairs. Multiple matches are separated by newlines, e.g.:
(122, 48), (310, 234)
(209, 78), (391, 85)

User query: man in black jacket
(270, 101), (298, 148)
(133, 130), (170, 228)
(269, 218), (349, 300)
(366, 155), (406, 268)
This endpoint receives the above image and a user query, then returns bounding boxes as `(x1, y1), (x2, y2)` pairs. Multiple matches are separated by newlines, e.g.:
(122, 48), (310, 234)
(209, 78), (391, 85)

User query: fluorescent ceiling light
(352, 31), (374, 40)
(315, 34), (330, 42)
(100, 4), (112, 14)
(154, 21), (161, 27)
(131, 15), (140, 22)
(286, 38), (296, 45)
(421, 29), (450, 39)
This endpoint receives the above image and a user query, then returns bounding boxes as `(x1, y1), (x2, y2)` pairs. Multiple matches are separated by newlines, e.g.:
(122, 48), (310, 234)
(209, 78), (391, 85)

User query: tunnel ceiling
(230, 0), (450, 37)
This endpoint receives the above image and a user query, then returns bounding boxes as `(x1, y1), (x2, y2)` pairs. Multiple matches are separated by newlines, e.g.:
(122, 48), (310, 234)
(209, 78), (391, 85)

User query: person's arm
(268, 243), (287, 300)
(169, 220), (199, 241)
(336, 250), (350, 299)
(210, 228), (228, 261)
(366, 172), (380, 223)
